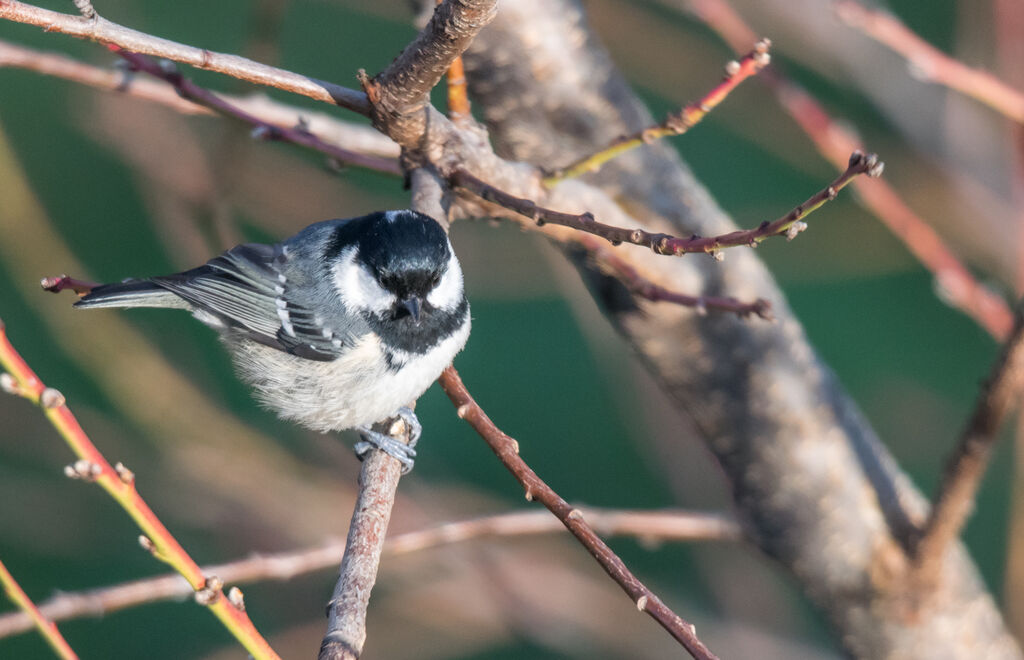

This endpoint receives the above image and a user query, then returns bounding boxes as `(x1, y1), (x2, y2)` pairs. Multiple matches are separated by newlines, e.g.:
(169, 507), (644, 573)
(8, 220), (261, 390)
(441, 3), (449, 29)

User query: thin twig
(0, 0), (369, 113)
(0, 508), (739, 638)
(912, 301), (1024, 586)
(114, 49), (400, 176)
(578, 235), (773, 319)
(438, 366), (719, 660)
(454, 151), (881, 257)
(681, 0), (1016, 340)
(0, 557), (78, 659)
(543, 39), (771, 185)
(0, 318), (280, 660)
(835, 1), (1024, 124)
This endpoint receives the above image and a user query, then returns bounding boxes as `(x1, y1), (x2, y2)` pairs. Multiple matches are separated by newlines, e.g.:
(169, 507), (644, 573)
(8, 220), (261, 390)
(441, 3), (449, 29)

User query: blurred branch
(679, 0), (1015, 340)
(0, 508), (739, 638)
(438, 366), (719, 660)
(577, 234), (772, 319)
(454, 151), (881, 256)
(114, 49), (400, 175)
(0, 0), (369, 113)
(543, 38), (771, 185)
(0, 38), (400, 159)
(0, 556), (78, 659)
(835, 1), (1024, 124)
(912, 301), (1024, 586)
(0, 319), (280, 660)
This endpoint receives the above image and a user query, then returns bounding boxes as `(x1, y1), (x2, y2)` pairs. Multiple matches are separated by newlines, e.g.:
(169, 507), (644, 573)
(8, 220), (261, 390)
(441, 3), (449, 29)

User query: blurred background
(0, 0), (1020, 657)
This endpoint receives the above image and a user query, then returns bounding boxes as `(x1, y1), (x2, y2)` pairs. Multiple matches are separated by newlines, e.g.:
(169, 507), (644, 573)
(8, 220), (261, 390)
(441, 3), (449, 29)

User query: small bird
(74, 210), (471, 471)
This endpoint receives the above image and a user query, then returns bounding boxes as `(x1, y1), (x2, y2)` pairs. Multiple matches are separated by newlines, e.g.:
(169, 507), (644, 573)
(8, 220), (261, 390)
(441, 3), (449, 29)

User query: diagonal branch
(438, 366), (719, 660)
(363, 0), (496, 146)
(453, 150), (882, 257)
(0, 0), (368, 113)
(835, 1), (1024, 124)
(912, 300), (1024, 586)
(543, 39), (771, 185)
(0, 556), (78, 659)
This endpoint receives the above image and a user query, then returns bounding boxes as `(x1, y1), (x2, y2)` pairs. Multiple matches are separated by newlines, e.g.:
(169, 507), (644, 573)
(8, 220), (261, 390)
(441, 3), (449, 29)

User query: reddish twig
(438, 366), (719, 660)
(113, 49), (400, 176)
(39, 275), (98, 296)
(454, 151), (881, 257)
(835, 1), (1024, 124)
(0, 319), (280, 660)
(578, 234), (772, 319)
(0, 1), (369, 113)
(0, 508), (738, 638)
(0, 557), (78, 659)
(912, 301), (1024, 586)
(682, 0), (1016, 340)
(544, 39), (771, 185)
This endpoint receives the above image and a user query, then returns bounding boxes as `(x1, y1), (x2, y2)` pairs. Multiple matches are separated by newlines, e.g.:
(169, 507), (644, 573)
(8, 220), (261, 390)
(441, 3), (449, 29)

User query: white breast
(226, 315), (471, 432)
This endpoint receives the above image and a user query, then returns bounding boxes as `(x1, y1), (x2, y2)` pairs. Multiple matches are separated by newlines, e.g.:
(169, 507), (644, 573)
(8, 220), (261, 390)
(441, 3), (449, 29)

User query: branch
(0, 318), (280, 660)
(363, 0), (496, 146)
(114, 49), (400, 176)
(0, 1), (369, 113)
(681, 0), (1016, 340)
(0, 557), (78, 659)
(577, 235), (772, 319)
(835, 1), (1024, 124)
(0, 508), (739, 638)
(0, 38), (401, 160)
(543, 39), (771, 185)
(454, 151), (881, 256)
(912, 300), (1024, 586)
(437, 366), (719, 660)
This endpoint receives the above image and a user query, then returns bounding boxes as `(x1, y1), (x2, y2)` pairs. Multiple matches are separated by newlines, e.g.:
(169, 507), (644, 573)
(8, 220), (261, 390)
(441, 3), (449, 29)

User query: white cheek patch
(427, 252), (465, 311)
(333, 248), (396, 315)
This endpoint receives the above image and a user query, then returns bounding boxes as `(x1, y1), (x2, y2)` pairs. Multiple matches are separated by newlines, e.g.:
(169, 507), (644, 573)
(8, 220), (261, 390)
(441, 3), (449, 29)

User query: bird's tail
(74, 279), (188, 310)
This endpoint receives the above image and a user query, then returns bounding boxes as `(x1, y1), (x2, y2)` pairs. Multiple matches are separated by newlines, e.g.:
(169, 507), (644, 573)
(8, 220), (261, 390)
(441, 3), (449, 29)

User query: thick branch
(438, 366), (719, 660)
(0, 1), (368, 113)
(365, 0), (496, 146)
(913, 301), (1024, 585)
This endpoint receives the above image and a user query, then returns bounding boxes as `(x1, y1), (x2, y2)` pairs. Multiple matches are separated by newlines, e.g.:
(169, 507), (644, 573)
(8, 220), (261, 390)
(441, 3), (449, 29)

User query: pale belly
(225, 319), (470, 432)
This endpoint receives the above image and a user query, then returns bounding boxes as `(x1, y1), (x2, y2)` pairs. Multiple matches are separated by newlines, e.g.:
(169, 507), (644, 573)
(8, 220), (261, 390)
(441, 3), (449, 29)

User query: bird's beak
(402, 296), (422, 324)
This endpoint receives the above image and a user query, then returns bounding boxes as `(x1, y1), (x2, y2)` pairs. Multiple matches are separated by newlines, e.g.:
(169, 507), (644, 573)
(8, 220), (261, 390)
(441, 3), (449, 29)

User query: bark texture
(463, 1), (1021, 657)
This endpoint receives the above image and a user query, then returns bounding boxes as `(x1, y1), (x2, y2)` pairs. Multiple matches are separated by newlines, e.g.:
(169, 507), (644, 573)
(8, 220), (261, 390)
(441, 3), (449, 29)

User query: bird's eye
(430, 274), (441, 288)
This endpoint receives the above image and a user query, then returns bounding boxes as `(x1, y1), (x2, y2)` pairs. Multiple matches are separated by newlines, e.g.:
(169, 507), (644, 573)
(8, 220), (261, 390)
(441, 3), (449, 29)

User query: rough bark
(463, 1), (1021, 657)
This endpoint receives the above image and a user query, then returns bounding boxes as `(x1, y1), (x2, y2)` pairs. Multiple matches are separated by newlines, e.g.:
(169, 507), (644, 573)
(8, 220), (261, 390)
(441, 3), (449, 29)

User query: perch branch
(835, 1), (1024, 123)
(543, 38), (771, 185)
(0, 508), (739, 638)
(0, 557), (78, 659)
(0, 0), (369, 113)
(682, 0), (1015, 339)
(0, 318), (280, 660)
(114, 49), (400, 175)
(912, 301), (1024, 586)
(438, 366), (719, 660)
(454, 150), (881, 256)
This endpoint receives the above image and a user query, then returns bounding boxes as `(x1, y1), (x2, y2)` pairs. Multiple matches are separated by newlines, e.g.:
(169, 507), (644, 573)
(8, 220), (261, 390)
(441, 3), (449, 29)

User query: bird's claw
(354, 407), (421, 474)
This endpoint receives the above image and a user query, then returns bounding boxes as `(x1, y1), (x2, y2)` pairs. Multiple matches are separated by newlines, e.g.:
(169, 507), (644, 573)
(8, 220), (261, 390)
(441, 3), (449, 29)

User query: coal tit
(75, 210), (471, 470)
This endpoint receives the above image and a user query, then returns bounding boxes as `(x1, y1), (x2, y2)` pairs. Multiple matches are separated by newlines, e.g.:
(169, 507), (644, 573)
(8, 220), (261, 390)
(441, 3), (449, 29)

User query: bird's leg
(354, 407), (421, 474)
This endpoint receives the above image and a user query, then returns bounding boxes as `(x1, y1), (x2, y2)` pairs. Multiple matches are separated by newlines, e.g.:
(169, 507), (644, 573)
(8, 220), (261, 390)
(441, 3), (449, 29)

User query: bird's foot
(354, 407), (421, 474)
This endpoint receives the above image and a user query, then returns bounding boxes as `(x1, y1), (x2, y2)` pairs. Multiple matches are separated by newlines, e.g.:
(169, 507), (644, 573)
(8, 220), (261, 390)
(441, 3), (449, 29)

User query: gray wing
(153, 243), (348, 361)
